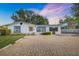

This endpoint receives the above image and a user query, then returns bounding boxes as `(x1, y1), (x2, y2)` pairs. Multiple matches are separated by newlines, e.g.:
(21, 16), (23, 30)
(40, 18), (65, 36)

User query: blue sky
(0, 3), (73, 25)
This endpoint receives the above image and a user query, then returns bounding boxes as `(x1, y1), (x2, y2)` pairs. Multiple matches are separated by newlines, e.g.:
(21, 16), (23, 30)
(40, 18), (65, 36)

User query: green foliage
(11, 34), (26, 36)
(10, 41), (15, 44)
(0, 35), (25, 49)
(64, 16), (75, 23)
(61, 26), (68, 29)
(59, 4), (79, 29)
(71, 3), (79, 23)
(75, 25), (79, 29)
(11, 9), (48, 25)
(62, 4), (79, 29)
(41, 32), (51, 35)
(0, 26), (11, 35)
(63, 16), (78, 29)
(71, 3), (79, 17)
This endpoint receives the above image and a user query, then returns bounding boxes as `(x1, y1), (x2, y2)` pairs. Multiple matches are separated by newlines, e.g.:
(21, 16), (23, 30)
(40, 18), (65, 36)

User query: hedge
(0, 28), (11, 35)
(41, 32), (51, 35)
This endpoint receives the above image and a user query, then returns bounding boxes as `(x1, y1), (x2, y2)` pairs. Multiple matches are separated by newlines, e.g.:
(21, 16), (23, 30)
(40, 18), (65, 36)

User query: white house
(5, 21), (61, 35)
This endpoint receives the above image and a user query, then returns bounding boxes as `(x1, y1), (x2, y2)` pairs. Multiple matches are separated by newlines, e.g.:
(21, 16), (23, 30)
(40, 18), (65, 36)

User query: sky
(0, 3), (73, 25)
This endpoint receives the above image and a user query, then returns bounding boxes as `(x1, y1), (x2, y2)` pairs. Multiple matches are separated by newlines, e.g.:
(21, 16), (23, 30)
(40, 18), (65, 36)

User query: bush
(41, 32), (51, 35)
(0, 28), (11, 35)
(0, 29), (5, 35)
(11, 34), (26, 36)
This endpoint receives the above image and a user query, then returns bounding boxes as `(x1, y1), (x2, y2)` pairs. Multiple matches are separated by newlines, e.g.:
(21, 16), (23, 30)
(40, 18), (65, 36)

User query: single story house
(5, 21), (61, 35)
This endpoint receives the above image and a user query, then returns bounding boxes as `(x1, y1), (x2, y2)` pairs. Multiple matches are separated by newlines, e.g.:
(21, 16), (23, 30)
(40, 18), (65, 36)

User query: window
(55, 27), (58, 31)
(29, 27), (33, 31)
(37, 26), (46, 32)
(49, 27), (58, 31)
(14, 26), (21, 33)
(49, 27), (53, 31)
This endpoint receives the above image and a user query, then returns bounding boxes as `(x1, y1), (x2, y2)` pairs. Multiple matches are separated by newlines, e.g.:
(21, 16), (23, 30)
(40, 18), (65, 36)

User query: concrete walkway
(0, 35), (79, 56)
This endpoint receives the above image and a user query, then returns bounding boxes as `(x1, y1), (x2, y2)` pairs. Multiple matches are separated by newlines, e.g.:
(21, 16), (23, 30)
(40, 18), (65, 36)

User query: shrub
(0, 27), (11, 35)
(11, 34), (26, 36)
(0, 29), (6, 35)
(41, 32), (51, 35)
(5, 29), (11, 35)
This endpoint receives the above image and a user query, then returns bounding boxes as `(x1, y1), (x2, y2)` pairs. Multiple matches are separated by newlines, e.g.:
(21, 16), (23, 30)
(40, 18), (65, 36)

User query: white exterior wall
(55, 26), (61, 34)
(27, 25), (36, 34)
(8, 22), (27, 34)
(8, 25), (14, 34)
(46, 26), (50, 32)
(7, 22), (61, 35)
(36, 25), (49, 32)
(21, 23), (29, 34)
(7, 22), (36, 34)
(35, 25), (61, 33)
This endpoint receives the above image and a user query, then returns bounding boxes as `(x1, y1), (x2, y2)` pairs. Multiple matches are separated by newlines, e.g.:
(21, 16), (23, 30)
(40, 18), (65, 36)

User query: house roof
(2, 21), (60, 27)
(36, 24), (61, 26)
(3, 21), (35, 26)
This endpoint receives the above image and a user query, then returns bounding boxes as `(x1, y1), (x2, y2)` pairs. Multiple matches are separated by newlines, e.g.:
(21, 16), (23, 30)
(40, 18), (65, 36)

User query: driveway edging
(0, 44), (12, 51)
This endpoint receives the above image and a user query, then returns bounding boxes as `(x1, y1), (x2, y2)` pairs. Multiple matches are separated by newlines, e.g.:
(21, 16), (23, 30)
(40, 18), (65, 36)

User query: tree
(69, 3), (79, 29)
(72, 3), (79, 17)
(62, 4), (79, 29)
(64, 16), (77, 29)
(59, 19), (64, 24)
(11, 9), (27, 22)
(11, 9), (48, 25)
(71, 3), (79, 23)
(34, 15), (49, 25)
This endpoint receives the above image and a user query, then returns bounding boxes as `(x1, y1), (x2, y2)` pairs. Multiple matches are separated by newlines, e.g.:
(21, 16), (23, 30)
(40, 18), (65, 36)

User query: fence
(61, 29), (79, 34)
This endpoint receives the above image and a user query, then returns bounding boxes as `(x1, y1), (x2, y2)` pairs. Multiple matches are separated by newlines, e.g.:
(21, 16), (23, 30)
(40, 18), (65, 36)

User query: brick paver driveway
(0, 35), (79, 56)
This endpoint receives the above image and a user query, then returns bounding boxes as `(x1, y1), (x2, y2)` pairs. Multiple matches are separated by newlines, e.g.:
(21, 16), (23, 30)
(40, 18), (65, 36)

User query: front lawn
(0, 34), (25, 49)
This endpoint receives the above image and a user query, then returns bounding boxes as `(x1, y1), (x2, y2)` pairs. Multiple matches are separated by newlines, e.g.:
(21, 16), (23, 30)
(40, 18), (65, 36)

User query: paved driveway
(0, 35), (79, 56)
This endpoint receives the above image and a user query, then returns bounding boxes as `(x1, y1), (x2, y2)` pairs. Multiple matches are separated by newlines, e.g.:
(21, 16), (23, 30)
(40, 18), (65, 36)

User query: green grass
(0, 34), (25, 49)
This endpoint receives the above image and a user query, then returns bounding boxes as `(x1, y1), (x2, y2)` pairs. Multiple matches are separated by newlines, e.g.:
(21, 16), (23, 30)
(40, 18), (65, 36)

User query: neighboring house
(61, 23), (79, 34)
(4, 21), (61, 35)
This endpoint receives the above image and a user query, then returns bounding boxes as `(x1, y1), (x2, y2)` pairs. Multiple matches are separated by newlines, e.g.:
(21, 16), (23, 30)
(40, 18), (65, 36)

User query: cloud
(48, 17), (59, 25)
(39, 4), (62, 16)
(48, 16), (65, 24)
(26, 4), (72, 25)
(40, 3), (72, 16)
(39, 3), (72, 24)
